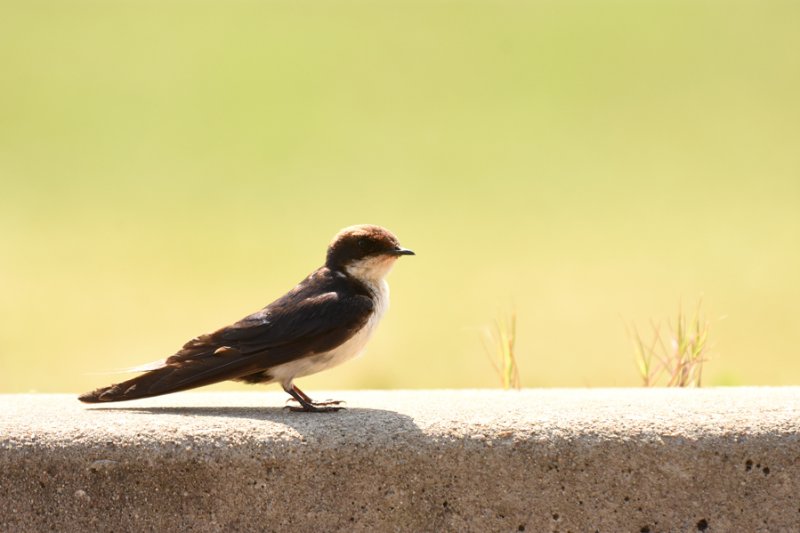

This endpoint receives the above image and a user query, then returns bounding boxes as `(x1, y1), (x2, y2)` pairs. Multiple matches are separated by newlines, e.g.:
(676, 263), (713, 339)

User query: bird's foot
(285, 399), (345, 413)
(284, 397), (346, 413)
(283, 383), (345, 412)
(312, 399), (346, 407)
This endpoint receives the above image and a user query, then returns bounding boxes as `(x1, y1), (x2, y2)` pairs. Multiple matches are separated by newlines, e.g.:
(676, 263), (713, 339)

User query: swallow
(78, 224), (414, 412)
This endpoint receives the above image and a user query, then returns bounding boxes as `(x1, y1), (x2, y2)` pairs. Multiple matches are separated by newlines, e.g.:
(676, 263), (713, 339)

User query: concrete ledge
(2, 389), (800, 532)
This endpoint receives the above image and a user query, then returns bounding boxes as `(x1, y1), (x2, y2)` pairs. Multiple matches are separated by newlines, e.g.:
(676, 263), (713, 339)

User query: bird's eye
(357, 238), (368, 249)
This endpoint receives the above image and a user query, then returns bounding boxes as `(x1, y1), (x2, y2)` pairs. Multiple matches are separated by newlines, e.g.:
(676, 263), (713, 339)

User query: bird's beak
(392, 247), (415, 256)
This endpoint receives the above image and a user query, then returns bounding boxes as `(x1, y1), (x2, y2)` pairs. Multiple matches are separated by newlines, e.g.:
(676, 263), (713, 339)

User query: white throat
(344, 255), (398, 287)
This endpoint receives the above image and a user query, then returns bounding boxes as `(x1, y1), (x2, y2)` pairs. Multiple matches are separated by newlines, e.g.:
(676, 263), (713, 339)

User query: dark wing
(79, 270), (373, 403)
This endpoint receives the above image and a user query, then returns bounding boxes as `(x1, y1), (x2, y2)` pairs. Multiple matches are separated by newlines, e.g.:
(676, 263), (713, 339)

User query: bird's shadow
(87, 405), (423, 439)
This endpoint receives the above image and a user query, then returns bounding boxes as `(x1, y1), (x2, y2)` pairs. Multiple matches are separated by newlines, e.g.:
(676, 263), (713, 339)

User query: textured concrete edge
(2, 389), (800, 532)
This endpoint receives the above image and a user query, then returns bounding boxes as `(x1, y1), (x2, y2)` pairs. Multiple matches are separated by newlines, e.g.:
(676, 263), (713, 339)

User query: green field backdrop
(2, 0), (799, 393)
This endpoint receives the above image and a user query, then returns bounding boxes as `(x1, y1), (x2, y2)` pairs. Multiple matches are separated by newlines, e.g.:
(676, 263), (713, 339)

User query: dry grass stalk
(483, 311), (520, 390)
(630, 300), (710, 387)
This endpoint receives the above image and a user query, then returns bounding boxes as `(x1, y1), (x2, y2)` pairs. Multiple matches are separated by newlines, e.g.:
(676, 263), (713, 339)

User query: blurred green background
(2, 0), (799, 394)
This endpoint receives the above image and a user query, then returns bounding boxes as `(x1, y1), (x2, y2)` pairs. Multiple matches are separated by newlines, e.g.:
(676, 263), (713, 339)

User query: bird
(78, 224), (414, 412)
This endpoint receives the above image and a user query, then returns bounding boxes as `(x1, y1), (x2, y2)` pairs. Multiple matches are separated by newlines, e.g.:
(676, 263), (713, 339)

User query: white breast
(268, 279), (390, 385)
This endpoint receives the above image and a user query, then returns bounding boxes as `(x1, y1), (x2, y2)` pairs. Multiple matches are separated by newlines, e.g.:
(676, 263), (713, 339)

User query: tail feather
(78, 350), (264, 403)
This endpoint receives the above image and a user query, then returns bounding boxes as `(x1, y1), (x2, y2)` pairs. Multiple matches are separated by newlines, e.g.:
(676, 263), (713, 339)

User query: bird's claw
(284, 397), (346, 412)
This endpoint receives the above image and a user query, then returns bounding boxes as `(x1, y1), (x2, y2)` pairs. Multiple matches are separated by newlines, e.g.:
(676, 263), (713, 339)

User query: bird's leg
(290, 384), (314, 404)
(282, 383), (344, 412)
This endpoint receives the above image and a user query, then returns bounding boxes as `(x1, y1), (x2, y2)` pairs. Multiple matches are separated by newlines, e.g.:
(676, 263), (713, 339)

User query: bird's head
(326, 224), (414, 284)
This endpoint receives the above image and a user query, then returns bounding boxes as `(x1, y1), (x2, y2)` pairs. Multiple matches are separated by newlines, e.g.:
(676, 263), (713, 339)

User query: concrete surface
(1, 388), (799, 532)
